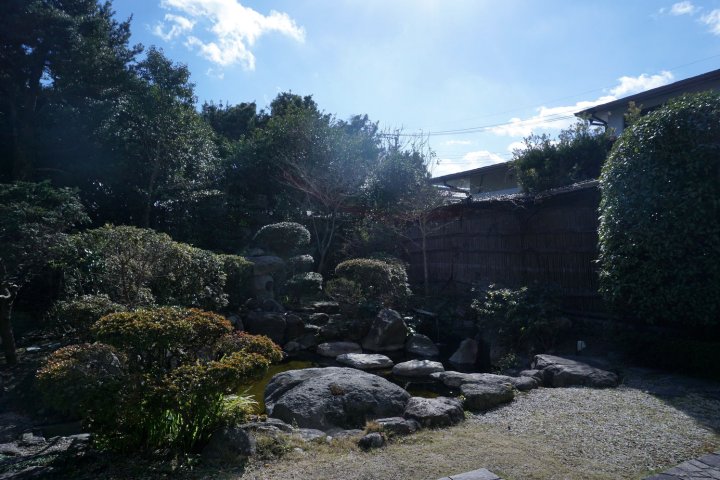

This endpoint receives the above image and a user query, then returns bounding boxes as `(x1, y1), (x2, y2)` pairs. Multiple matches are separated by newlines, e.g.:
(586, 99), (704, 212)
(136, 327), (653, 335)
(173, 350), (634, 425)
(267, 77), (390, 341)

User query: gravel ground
(239, 368), (720, 480)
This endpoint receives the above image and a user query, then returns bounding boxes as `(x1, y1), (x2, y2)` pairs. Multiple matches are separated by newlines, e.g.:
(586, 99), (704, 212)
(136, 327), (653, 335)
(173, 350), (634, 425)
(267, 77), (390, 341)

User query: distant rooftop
(430, 161), (512, 184)
(575, 68), (720, 118)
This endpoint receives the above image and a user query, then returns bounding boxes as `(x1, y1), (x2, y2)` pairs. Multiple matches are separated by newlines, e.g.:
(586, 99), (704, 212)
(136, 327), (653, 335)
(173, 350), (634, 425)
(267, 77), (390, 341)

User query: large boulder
(405, 333), (439, 357)
(392, 359), (445, 378)
(336, 353), (394, 370)
(265, 367), (411, 431)
(362, 309), (409, 352)
(244, 311), (286, 345)
(449, 338), (478, 365)
(461, 382), (514, 411)
(531, 354), (619, 388)
(403, 397), (464, 428)
(202, 426), (256, 464)
(284, 314), (305, 342)
(316, 341), (362, 357)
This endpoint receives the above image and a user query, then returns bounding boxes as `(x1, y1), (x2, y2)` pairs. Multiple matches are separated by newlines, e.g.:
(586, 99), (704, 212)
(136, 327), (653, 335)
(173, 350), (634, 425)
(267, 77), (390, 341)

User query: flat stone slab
(643, 451), (720, 479)
(438, 468), (502, 480)
(393, 359), (445, 377)
(336, 353), (393, 370)
(316, 341), (362, 357)
(404, 396), (464, 428)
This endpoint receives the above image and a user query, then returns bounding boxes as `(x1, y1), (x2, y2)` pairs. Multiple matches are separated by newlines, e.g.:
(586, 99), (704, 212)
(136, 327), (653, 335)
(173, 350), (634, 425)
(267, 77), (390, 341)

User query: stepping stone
(393, 359), (445, 378)
(316, 341), (361, 357)
(461, 382), (514, 411)
(336, 353), (393, 370)
(437, 468), (502, 480)
(404, 396), (464, 428)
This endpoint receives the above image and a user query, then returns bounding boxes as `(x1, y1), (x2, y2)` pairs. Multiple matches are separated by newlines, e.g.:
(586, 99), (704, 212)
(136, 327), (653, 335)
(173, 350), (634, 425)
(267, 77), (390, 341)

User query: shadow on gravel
(623, 367), (720, 435)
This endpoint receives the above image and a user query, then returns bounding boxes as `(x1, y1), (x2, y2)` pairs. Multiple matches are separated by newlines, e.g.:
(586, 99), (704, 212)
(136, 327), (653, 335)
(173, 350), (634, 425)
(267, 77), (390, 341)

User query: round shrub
(287, 254), (314, 275)
(599, 92), (720, 326)
(285, 272), (323, 301)
(252, 222), (311, 256)
(325, 278), (364, 305)
(50, 294), (126, 335)
(214, 331), (283, 363)
(92, 307), (232, 372)
(335, 258), (411, 307)
(36, 343), (127, 418)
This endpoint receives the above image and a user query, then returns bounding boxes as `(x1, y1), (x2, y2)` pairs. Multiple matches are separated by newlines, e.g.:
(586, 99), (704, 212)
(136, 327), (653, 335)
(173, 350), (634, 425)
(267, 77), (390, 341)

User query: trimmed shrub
(92, 307), (232, 372)
(253, 222), (311, 256)
(57, 225), (228, 310)
(50, 294), (126, 335)
(38, 310), (282, 453)
(36, 343), (127, 419)
(285, 272), (323, 301)
(218, 254), (254, 309)
(513, 120), (613, 193)
(334, 258), (411, 307)
(287, 254), (314, 275)
(214, 331), (284, 363)
(472, 284), (569, 355)
(325, 278), (364, 305)
(599, 92), (720, 327)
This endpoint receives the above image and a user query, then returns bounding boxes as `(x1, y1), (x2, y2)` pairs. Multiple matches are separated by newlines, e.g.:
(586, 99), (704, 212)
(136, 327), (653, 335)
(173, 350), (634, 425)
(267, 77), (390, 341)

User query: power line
(393, 53), (720, 138)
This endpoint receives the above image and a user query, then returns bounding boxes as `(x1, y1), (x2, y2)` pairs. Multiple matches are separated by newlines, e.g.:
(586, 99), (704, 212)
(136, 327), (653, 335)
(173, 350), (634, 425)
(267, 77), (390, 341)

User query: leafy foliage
(253, 222), (311, 257)
(285, 272), (323, 302)
(598, 92), (720, 326)
(334, 258), (411, 307)
(218, 254), (254, 310)
(57, 225), (229, 310)
(472, 284), (569, 355)
(50, 294), (127, 335)
(92, 307), (232, 373)
(512, 120), (614, 193)
(36, 343), (127, 419)
(324, 278), (364, 305)
(38, 307), (281, 452)
(0, 181), (87, 363)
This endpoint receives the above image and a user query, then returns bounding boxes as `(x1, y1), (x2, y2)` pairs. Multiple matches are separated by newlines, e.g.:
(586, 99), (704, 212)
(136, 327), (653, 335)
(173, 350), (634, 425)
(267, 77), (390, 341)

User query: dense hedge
(218, 254), (254, 310)
(252, 222), (311, 256)
(599, 92), (720, 327)
(57, 225), (255, 312)
(334, 257), (410, 307)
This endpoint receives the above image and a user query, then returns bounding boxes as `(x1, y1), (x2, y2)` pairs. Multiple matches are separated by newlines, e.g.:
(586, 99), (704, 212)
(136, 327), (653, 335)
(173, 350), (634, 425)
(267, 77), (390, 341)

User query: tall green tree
(0, 182), (87, 364)
(512, 120), (613, 194)
(98, 47), (220, 228)
(0, 0), (140, 181)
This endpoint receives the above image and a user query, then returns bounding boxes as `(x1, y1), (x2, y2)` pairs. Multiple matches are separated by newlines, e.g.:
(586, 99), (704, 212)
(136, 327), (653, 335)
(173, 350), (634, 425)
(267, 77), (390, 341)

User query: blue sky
(113, 0), (720, 176)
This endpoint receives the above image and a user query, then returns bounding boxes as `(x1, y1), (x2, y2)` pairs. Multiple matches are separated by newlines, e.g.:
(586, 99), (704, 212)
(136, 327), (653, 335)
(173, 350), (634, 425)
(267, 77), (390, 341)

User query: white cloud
(609, 71), (673, 97)
(444, 139), (473, 146)
(670, 1), (698, 15)
(491, 71), (674, 137)
(155, 0), (305, 69)
(433, 150), (505, 177)
(152, 14), (195, 41)
(701, 9), (720, 35)
(506, 141), (526, 153)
